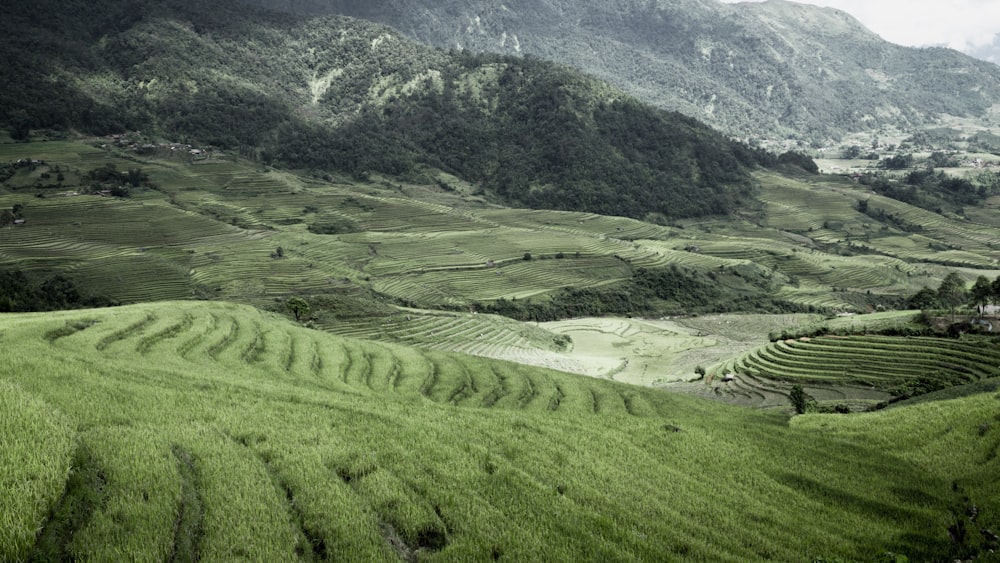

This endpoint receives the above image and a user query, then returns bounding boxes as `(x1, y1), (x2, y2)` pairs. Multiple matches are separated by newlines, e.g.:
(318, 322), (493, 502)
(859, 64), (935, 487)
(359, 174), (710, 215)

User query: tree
(992, 275), (1000, 308)
(39, 275), (80, 307)
(286, 296), (310, 322)
(777, 151), (818, 173)
(842, 145), (863, 159)
(937, 272), (968, 319)
(907, 287), (938, 310)
(8, 109), (31, 141)
(880, 154), (914, 170)
(126, 168), (146, 187)
(971, 275), (993, 314)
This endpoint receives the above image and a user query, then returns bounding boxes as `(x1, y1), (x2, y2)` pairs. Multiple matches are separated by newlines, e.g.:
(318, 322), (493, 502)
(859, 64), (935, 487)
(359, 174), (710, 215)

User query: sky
(719, 0), (1000, 59)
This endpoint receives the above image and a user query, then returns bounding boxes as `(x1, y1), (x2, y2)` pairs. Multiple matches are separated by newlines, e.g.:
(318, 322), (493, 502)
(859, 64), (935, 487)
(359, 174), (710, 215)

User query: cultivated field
(539, 316), (743, 386)
(1, 301), (998, 560)
(6, 139), (1000, 403)
(5, 140), (998, 317)
(5, 135), (1000, 560)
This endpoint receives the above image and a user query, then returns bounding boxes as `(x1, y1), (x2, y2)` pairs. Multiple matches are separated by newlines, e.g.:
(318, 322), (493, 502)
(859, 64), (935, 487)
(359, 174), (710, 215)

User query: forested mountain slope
(248, 0), (1000, 140)
(0, 0), (765, 219)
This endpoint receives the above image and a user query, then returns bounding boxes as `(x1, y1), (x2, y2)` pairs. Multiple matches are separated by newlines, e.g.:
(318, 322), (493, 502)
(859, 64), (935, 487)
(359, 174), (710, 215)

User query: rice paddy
(2, 301), (998, 561)
(5, 140), (999, 318)
(5, 137), (1000, 560)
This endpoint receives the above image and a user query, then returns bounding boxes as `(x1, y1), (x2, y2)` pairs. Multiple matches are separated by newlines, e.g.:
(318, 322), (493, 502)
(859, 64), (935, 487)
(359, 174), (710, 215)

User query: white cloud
(718, 0), (1000, 52)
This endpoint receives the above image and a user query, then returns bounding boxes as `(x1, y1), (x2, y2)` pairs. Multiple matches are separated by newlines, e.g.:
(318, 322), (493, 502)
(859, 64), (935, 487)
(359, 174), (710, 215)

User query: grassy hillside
(2, 301), (998, 560)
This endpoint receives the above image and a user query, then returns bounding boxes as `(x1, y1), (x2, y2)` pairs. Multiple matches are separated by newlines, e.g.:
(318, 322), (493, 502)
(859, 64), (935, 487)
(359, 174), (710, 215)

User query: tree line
(0, 269), (116, 312)
(908, 272), (1000, 314)
(857, 165), (999, 214)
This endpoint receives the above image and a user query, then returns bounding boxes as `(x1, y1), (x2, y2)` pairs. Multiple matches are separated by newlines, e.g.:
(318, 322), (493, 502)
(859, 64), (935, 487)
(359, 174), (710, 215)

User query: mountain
(0, 0), (767, 220)
(245, 0), (1000, 141)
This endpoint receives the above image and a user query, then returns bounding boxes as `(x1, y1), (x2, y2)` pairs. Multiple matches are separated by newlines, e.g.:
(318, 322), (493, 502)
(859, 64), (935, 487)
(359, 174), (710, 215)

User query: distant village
(102, 132), (214, 160)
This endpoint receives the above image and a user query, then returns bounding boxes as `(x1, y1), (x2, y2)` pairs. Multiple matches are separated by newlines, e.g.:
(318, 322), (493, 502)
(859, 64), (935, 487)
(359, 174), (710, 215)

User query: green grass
(0, 381), (76, 562)
(794, 390), (1000, 555)
(1, 301), (999, 561)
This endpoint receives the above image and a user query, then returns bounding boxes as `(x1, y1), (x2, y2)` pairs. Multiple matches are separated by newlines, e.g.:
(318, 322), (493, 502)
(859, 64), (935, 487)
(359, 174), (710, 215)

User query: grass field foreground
(1, 302), (998, 561)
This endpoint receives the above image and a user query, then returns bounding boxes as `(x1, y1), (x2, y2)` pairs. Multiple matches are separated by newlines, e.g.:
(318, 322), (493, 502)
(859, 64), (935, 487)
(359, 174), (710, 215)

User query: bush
(307, 217), (359, 235)
(789, 385), (815, 414)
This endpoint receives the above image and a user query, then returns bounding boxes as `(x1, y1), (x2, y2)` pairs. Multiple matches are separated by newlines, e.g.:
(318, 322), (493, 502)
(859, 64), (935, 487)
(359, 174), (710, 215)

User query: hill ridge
(244, 0), (1000, 140)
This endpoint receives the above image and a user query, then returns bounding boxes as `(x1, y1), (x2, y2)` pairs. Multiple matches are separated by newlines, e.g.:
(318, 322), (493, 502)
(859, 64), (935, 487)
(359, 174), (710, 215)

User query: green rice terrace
(3, 138), (1000, 560)
(2, 301), (999, 561)
(702, 334), (1000, 410)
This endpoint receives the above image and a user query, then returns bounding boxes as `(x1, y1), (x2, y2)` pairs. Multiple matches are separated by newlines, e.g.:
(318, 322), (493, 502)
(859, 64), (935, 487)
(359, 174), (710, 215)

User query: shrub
(308, 217), (359, 235)
(789, 385), (815, 414)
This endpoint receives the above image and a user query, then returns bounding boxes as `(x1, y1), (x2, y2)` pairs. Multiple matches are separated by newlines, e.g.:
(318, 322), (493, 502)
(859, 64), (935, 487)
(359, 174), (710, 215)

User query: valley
(2, 136), (999, 399)
(3, 0), (1000, 560)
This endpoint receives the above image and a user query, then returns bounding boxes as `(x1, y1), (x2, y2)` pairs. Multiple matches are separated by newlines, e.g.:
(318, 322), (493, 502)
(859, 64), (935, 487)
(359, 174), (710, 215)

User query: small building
(12, 219), (26, 226)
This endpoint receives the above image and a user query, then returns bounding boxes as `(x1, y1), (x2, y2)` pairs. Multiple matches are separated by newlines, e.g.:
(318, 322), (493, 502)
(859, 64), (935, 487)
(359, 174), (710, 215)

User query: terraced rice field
(755, 171), (1000, 267)
(717, 334), (1000, 396)
(3, 143), (759, 308)
(43, 302), (653, 417)
(669, 372), (892, 410)
(758, 178), (851, 233)
(0, 192), (313, 301)
(538, 317), (722, 385)
(322, 308), (586, 371)
(473, 209), (672, 241)
(6, 138), (1000, 560)
(3, 302), (998, 561)
(7, 139), (999, 318)
(372, 254), (634, 304)
(0, 140), (109, 168)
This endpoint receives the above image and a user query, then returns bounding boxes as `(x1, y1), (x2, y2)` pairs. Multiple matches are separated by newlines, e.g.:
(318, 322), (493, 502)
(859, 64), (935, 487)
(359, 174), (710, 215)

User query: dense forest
(270, 54), (765, 218)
